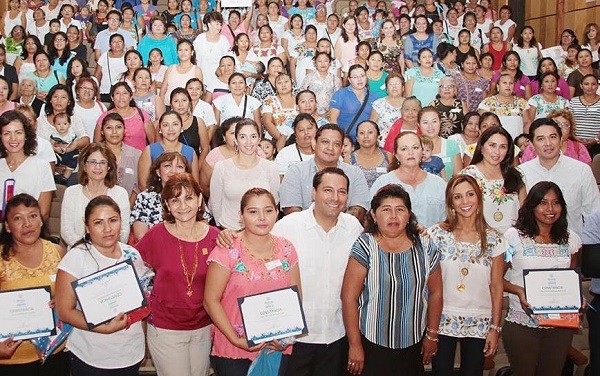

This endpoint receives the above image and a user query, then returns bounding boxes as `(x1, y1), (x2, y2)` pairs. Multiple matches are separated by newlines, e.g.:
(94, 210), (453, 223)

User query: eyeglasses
(79, 87), (95, 92)
(54, 38), (66, 42)
(86, 160), (109, 167)
(556, 121), (570, 128)
(350, 74), (366, 79)
(387, 83), (402, 87)
(108, 17), (120, 21)
(439, 84), (455, 89)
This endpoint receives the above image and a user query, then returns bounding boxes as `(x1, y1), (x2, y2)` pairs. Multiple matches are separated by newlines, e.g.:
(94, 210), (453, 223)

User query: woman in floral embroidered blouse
(205, 188), (300, 375)
(502, 181), (581, 376)
(460, 126), (525, 234)
(249, 25), (287, 69)
(428, 174), (506, 376)
(262, 73), (299, 150)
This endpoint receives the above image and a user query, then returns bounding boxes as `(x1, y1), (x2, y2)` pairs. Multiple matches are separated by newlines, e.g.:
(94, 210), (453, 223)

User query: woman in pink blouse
(205, 188), (301, 375)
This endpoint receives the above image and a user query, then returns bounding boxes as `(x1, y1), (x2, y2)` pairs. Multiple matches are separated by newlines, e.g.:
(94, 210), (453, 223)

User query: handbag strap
(345, 88), (369, 137)
(241, 94), (248, 118)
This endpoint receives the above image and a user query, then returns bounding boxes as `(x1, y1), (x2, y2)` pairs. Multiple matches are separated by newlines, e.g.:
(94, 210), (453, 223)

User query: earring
(84, 233), (90, 241)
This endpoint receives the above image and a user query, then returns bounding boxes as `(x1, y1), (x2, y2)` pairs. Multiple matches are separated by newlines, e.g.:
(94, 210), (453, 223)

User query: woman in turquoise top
(23, 51), (66, 101)
(137, 17), (179, 66)
(418, 106), (462, 181)
(48, 31), (73, 79)
(366, 51), (388, 99)
(287, 0), (316, 22)
(404, 48), (445, 108)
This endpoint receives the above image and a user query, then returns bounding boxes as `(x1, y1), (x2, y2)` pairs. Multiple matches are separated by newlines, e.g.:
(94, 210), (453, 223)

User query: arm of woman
(196, 117), (209, 167)
(521, 106), (532, 134)
(204, 262), (264, 351)
(452, 152), (462, 176)
(253, 108), (262, 134)
(526, 104), (537, 122)
(132, 221), (150, 243)
(199, 159), (213, 198)
(341, 257), (368, 376)
(422, 265), (442, 365)
(60, 188), (81, 247)
(506, 24), (516, 45)
(158, 66), (173, 105)
(37, 191), (52, 221)
(209, 163), (225, 224)
(195, 66), (204, 82)
(328, 106), (340, 124)
(524, 83), (532, 100)
(94, 62), (102, 84)
(13, 58), (22, 75)
(404, 77), (414, 97)
(482, 43), (489, 53)
(214, 107), (221, 130)
(404, 38), (414, 69)
(484, 253), (505, 356)
(56, 269), (128, 333)
(369, 108), (379, 123)
(503, 262), (529, 311)
(204, 91), (214, 105)
(242, 7), (253, 30)
(144, 116), (156, 144)
(262, 112), (283, 141)
(137, 147), (151, 192)
(190, 153), (200, 185)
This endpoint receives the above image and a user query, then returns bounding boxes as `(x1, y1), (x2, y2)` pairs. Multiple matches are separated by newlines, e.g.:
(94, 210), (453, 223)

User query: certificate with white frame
(72, 259), (147, 329)
(221, 0), (252, 7)
(0, 286), (56, 341)
(238, 286), (308, 346)
(523, 269), (582, 314)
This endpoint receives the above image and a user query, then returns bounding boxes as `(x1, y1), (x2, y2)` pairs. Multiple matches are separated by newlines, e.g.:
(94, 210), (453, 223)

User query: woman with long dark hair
(48, 31), (73, 79)
(461, 126), (525, 233)
(502, 181), (580, 376)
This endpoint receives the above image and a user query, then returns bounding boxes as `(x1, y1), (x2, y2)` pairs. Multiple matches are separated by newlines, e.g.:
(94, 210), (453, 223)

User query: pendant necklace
(178, 238), (199, 297)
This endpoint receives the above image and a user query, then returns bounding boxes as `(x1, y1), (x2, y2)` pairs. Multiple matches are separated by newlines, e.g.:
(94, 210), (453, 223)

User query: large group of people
(0, 0), (599, 375)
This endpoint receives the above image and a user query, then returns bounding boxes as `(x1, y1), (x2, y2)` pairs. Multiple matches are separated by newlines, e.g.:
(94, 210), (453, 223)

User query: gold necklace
(455, 241), (475, 292)
(178, 238), (199, 297)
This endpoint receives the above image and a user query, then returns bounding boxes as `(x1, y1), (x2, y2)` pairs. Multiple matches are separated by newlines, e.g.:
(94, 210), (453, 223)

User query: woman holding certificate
(0, 194), (68, 374)
(428, 175), (507, 375)
(55, 195), (149, 376)
(341, 184), (443, 376)
(502, 181), (581, 376)
(204, 188), (301, 376)
(135, 173), (219, 376)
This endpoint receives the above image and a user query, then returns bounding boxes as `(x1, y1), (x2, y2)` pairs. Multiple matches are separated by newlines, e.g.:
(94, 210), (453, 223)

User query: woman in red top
(482, 27), (511, 71)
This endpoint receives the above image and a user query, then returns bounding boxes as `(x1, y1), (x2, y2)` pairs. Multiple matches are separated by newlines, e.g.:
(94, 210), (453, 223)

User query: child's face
(259, 140), (274, 159)
(516, 138), (530, 152)
(421, 146), (432, 160)
(55, 118), (71, 135)
(50, 22), (60, 33)
(342, 137), (354, 157)
(375, 12), (384, 21)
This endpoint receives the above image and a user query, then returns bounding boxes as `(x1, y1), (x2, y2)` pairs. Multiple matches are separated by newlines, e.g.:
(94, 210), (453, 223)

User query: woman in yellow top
(0, 194), (68, 374)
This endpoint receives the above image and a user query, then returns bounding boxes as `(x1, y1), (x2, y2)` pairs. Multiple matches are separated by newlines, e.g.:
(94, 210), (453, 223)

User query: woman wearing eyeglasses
(60, 143), (130, 248)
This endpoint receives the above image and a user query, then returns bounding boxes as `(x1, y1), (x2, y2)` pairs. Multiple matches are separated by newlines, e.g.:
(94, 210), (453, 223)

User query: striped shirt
(351, 233), (440, 349)
(568, 96), (600, 139)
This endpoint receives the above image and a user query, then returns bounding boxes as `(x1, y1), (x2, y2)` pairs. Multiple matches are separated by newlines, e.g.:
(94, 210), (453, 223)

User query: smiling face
(314, 129), (343, 166)
(83, 150), (110, 182)
(235, 124), (260, 156)
(481, 133), (509, 167)
(418, 110), (441, 138)
(534, 188), (562, 228)
(312, 172), (348, 221)
(229, 75), (246, 96)
(125, 52), (142, 70)
(1, 120), (26, 155)
(156, 157), (187, 182)
(159, 113), (183, 142)
(451, 180), (479, 220)
(165, 187), (202, 224)
(531, 125), (561, 163)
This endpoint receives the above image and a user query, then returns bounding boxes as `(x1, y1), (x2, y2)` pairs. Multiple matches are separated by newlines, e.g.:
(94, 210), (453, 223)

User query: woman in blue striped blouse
(341, 184), (443, 375)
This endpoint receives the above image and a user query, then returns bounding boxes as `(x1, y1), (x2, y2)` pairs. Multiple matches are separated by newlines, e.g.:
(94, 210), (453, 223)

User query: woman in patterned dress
(375, 19), (404, 75)
(428, 174), (506, 375)
(460, 126), (525, 234)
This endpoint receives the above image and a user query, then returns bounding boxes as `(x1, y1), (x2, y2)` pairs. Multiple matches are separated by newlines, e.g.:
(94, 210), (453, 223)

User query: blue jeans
(431, 335), (485, 376)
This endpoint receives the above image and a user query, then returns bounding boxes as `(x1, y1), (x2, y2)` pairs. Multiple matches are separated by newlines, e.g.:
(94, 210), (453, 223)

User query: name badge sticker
(265, 259), (283, 270)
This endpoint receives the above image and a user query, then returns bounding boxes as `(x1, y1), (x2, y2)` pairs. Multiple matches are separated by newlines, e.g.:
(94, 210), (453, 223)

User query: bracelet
(426, 327), (439, 334)
(425, 333), (439, 342)
(489, 324), (502, 334)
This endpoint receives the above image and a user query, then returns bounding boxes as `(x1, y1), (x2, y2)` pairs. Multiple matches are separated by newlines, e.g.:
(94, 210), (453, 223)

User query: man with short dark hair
(518, 118), (600, 236)
(272, 167), (363, 376)
(280, 124), (370, 222)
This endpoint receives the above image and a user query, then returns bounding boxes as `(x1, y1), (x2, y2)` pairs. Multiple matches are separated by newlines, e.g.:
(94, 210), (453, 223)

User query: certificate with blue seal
(0, 286), (56, 341)
(238, 286), (308, 346)
(523, 268), (582, 314)
(72, 259), (147, 329)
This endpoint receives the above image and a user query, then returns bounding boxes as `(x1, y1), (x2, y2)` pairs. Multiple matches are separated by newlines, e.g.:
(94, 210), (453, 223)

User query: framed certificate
(238, 286), (308, 346)
(72, 259), (147, 329)
(0, 286), (56, 341)
(523, 269), (582, 314)
(221, 0), (252, 7)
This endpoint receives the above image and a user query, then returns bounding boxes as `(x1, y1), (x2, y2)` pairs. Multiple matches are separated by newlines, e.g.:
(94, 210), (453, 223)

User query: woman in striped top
(567, 74), (600, 157)
(341, 184), (443, 376)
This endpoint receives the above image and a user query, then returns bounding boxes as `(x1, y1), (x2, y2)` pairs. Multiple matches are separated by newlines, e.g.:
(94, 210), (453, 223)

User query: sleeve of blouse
(262, 96), (275, 114)
(60, 186), (82, 247)
(569, 231), (582, 255)
(115, 187), (131, 243)
(350, 234), (370, 268)
(71, 115), (89, 138)
(424, 236), (440, 272)
(404, 36), (414, 63)
(133, 228), (153, 266)
(491, 232), (509, 258)
(267, 161), (281, 203)
(207, 245), (232, 270)
(130, 192), (147, 225)
(209, 161), (225, 224)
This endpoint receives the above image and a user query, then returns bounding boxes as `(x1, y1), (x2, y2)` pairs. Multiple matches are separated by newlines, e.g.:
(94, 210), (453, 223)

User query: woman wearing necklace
(210, 119), (279, 230)
(138, 111), (199, 191)
(428, 174), (506, 375)
(403, 15), (440, 70)
(502, 181), (580, 376)
(274, 113), (316, 176)
(205, 187), (299, 375)
(0, 110), (55, 220)
(60, 143), (130, 248)
(460, 126), (525, 234)
(55, 196), (149, 375)
(262, 73), (299, 151)
(350, 120), (392, 188)
(454, 53), (490, 112)
(135, 173), (219, 376)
